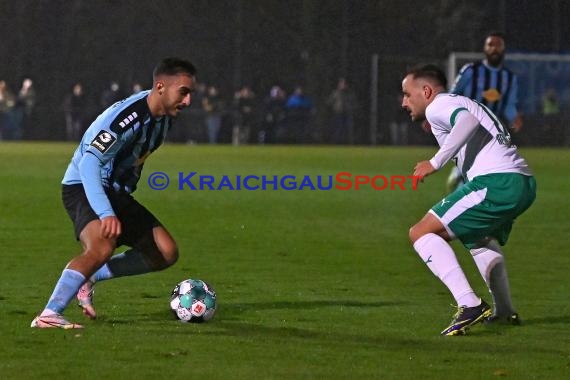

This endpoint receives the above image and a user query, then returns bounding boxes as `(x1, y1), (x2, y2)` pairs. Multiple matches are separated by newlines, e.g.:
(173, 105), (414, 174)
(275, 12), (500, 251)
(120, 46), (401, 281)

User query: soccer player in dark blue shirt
(447, 32), (522, 192)
(450, 32), (521, 131)
(32, 57), (196, 329)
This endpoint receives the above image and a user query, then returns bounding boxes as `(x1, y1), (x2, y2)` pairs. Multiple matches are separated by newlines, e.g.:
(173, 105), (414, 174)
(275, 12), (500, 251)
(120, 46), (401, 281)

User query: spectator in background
(184, 81), (207, 143)
(327, 77), (357, 144)
(63, 82), (90, 141)
(233, 85), (257, 144)
(389, 94), (409, 146)
(13, 78), (36, 140)
(541, 88), (561, 145)
(262, 85), (287, 144)
(447, 31), (521, 191)
(202, 85), (225, 144)
(0, 80), (16, 140)
(131, 82), (143, 94)
(283, 85), (314, 144)
(100, 81), (124, 109)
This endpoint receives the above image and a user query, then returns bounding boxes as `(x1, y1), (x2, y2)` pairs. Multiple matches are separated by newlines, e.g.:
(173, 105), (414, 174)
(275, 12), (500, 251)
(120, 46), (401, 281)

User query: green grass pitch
(0, 142), (568, 379)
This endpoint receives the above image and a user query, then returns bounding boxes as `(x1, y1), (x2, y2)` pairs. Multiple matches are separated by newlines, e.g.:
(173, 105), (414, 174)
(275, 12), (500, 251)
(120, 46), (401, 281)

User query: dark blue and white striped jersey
(62, 90), (172, 219)
(450, 61), (518, 126)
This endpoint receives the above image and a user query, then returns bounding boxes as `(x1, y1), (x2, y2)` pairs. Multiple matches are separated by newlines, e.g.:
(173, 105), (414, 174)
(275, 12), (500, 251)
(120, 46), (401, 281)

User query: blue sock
(91, 263), (114, 282)
(44, 269), (86, 314)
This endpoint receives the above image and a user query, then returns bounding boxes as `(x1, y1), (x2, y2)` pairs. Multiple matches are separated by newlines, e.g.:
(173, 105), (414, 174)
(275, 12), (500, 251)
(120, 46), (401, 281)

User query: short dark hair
(153, 57), (197, 80)
(405, 64), (448, 89)
(486, 31), (505, 40)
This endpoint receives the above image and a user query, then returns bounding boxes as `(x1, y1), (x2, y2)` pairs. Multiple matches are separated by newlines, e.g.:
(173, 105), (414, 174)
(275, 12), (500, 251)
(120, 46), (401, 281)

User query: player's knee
(409, 213), (450, 244)
(152, 228), (178, 267)
(83, 241), (114, 265)
(139, 244), (178, 271)
(409, 224), (423, 244)
(160, 242), (179, 267)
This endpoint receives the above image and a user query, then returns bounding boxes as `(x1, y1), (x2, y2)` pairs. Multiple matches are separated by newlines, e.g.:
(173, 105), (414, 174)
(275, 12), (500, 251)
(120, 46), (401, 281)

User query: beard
(486, 52), (504, 67)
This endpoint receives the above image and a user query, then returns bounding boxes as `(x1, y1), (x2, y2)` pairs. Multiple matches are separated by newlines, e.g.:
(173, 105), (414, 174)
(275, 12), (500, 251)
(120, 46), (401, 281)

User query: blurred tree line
(0, 0), (567, 143)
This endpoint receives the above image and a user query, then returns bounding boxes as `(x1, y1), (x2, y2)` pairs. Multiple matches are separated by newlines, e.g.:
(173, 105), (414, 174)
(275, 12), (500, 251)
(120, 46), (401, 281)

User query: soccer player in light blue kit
(402, 64), (535, 336)
(32, 57), (196, 329)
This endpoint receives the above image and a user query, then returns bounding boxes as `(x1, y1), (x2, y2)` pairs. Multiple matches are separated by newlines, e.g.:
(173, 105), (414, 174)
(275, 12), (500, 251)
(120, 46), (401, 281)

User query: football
(170, 279), (217, 323)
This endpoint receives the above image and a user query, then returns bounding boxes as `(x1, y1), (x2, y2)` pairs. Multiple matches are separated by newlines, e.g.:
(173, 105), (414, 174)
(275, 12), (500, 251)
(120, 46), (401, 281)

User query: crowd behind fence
(0, 73), (567, 147)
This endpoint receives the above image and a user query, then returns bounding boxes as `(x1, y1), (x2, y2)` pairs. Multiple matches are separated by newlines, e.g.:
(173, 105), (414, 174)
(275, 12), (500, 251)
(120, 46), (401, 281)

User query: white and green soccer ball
(170, 279), (217, 323)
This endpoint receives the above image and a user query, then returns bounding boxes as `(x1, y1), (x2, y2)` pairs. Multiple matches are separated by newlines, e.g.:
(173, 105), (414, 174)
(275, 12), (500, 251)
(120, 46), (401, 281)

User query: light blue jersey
(62, 90), (172, 219)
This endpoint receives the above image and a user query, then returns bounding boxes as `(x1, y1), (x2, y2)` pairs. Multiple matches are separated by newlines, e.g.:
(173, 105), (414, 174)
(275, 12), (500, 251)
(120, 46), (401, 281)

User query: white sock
(413, 233), (480, 307)
(471, 241), (514, 316)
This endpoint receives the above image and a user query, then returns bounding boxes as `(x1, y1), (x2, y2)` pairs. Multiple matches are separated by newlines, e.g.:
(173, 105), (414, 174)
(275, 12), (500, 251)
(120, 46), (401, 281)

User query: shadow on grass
(515, 315), (570, 325)
(219, 299), (401, 314)
(96, 299), (420, 348)
(97, 299), (399, 326)
(476, 314), (570, 333)
(178, 319), (426, 349)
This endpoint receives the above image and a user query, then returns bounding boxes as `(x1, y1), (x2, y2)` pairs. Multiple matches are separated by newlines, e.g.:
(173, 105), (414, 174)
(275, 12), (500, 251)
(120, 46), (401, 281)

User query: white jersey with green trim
(426, 93), (532, 181)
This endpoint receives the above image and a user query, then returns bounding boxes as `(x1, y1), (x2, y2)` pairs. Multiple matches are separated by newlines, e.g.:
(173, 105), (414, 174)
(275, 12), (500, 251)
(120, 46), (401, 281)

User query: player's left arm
(79, 129), (122, 218)
(505, 75), (522, 132)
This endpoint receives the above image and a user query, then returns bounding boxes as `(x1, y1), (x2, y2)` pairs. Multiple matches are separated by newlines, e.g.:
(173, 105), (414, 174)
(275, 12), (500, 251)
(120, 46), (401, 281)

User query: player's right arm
(75, 91), (151, 239)
(429, 110), (480, 170)
(449, 63), (473, 96)
(419, 96), (479, 180)
(78, 128), (123, 238)
(100, 215), (121, 239)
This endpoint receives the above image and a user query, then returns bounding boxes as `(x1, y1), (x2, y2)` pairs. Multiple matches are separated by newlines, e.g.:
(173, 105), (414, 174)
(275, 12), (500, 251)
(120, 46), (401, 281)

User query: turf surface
(0, 142), (568, 379)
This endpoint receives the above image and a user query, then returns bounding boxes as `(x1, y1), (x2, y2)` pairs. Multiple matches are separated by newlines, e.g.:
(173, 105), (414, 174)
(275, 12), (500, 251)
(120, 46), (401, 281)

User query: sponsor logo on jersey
(496, 132), (512, 146)
(482, 88), (501, 102)
(90, 130), (117, 153)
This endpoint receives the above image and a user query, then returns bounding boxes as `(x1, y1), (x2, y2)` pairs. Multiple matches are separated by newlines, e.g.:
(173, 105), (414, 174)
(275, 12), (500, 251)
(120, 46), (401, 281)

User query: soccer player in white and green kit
(401, 64), (536, 336)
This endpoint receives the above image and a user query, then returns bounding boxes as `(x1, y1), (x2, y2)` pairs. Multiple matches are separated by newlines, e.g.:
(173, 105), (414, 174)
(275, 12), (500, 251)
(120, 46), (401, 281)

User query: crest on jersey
(90, 130), (117, 153)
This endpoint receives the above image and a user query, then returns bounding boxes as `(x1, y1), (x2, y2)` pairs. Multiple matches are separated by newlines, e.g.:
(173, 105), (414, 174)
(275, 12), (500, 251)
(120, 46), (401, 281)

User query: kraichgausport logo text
(147, 172), (420, 191)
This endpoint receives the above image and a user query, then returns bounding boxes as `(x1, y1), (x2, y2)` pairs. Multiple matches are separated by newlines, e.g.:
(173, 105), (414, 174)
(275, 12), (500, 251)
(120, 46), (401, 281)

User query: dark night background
(0, 0), (568, 144)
